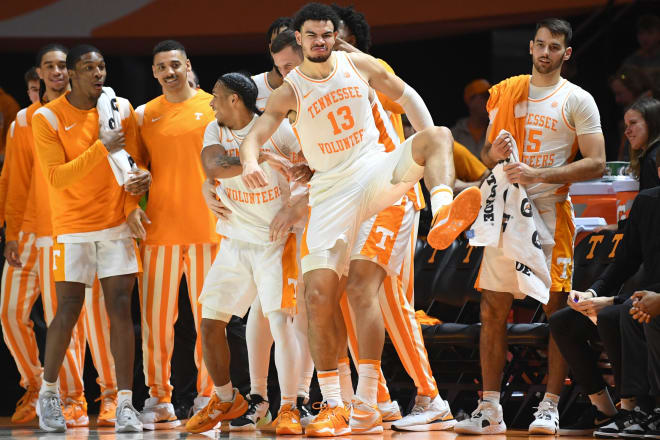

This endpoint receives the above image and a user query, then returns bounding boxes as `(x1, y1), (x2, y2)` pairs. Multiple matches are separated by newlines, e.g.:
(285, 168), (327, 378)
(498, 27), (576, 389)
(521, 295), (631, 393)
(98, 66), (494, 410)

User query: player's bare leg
(409, 126), (481, 250)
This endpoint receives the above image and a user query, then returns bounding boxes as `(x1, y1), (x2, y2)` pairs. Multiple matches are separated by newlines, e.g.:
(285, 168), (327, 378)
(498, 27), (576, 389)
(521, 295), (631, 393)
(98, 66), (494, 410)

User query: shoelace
(44, 394), (65, 421)
(118, 402), (139, 422)
(311, 402), (334, 421)
(470, 401), (495, 419)
(533, 400), (555, 418)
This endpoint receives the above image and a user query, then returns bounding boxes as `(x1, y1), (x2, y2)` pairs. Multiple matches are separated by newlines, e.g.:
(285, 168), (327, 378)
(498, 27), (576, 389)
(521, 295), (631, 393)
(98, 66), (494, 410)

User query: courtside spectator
(451, 78), (490, 159)
(624, 97), (660, 189)
(24, 67), (40, 104)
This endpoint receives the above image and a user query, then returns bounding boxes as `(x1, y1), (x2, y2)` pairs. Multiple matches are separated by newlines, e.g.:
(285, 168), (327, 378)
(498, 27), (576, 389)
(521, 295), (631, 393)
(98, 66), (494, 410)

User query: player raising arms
(186, 72), (305, 434)
(240, 3), (481, 436)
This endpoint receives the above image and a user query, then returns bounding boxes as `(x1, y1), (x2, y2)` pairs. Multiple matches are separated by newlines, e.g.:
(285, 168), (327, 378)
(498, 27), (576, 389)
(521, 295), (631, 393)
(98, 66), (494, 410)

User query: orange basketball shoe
(62, 394), (89, 427)
(305, 403), (351, 437)
(11, 387), (39, 424)
(275, 404), (303, 435)
(96, 393), (116, 427)
(185, 390), (247, 433)
(350, 399), (383, 434)
(427, 186), (481, 250)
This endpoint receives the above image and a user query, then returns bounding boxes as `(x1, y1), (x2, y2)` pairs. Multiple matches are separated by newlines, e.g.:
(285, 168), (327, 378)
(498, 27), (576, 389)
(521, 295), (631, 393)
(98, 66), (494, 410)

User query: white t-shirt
(202, 115), (300, 244)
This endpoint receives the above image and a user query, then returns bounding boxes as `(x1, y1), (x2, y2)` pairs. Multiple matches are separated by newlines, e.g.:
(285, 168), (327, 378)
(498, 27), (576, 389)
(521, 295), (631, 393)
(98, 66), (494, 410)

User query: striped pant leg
(379, 274), (438, 398)
(37, 243), (86, 398)
(1, 232), (42, 390)
(139, 244), (184, 402)
(82, 278), (116, 395)
(182, 243), (217, 397)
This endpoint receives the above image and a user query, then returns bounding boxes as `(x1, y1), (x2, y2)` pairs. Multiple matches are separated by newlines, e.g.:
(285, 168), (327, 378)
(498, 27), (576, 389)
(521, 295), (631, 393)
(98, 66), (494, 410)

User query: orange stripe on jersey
(281, 233), (298, 310)
(371, 103), (396, 153)
(293, 55), (339, 84)
(528, 80), (568, 103)
(345, 55), (370, 87)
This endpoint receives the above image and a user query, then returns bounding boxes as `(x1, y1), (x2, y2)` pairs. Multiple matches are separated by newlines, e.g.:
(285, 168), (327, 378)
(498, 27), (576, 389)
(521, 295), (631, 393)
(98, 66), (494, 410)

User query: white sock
(483, 391), (500, 404)
(318, 370), (342, 408)
(293, 292), (314, 400)
(246, 299), (274, 399)
(620, 397), (637, 412)
(40, 380), (58, 395)
(543, 392), (560, 406)
(268, 311), (301, 405)
(588, 389), (617, 416)
(355, 361), (379, 406)
(338, 357), (354, 403)
(117, 390), (132, 406)
(430, 185), (453, 219)
(214, 382), (234, 402)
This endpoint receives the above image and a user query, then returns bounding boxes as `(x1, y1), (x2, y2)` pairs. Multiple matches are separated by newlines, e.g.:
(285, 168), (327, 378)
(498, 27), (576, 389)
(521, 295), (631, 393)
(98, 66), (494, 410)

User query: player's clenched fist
(241, 160), (269, 189)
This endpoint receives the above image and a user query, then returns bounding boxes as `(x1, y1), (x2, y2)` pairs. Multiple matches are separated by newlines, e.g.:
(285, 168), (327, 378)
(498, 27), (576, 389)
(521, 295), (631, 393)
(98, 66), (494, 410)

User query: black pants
(549, 303), (623, 395)
(620, 301), (660, 397)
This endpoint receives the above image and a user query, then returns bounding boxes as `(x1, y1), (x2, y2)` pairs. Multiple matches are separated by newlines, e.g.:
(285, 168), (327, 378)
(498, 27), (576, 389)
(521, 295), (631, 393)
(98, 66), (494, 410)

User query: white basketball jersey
(522, 79), (580, 198)
(284, 51), (384, 174)
(252, 71), (274, 112)
(202, 115), (300, 244)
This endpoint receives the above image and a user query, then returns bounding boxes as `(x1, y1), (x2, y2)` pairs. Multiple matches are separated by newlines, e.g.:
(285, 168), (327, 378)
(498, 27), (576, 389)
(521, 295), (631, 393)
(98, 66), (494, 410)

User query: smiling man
(133, 39), (218, 430)
(455, 18), (606, 435)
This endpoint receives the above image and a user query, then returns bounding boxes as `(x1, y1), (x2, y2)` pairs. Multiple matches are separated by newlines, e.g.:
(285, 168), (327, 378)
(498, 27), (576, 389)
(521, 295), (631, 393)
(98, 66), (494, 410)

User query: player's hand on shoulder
(99, 122), (125, 153)
(124, 168), (151, 196)
(127, 207), (150, 241)
(202, 178), (231, 221)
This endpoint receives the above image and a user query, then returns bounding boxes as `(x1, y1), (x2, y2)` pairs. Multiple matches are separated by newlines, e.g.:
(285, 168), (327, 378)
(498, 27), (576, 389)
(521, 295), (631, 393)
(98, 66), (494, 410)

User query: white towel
(468, 129), (554, 304)
(97, 86), (136, 185)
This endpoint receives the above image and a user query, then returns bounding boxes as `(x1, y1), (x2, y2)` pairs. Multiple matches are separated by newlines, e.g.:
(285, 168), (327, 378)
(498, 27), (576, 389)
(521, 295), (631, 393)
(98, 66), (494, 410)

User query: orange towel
(415, 310), (442, 326)
(486, 74), (530, 158)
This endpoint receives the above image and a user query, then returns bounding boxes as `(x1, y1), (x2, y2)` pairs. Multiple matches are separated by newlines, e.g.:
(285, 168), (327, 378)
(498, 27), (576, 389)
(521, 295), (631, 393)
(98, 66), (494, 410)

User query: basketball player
(454, 19), (605, 435)
(1, 44), (120, 428)
(32, 45), (147, 433)
(230, 29), (316, 431)
(185, 72), (304, 434)
(252, 17), (293, 112)
(329, 5), (456, 430)
(240, 3), (481, 436)
(25, 67), (40, 104)
(134, 39), (218, 429)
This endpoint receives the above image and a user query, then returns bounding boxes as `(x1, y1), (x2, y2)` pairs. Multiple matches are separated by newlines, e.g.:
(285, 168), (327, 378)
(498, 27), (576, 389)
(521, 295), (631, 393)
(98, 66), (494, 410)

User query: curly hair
(292, 3), (340, 33)
(331, 4), (371, 52)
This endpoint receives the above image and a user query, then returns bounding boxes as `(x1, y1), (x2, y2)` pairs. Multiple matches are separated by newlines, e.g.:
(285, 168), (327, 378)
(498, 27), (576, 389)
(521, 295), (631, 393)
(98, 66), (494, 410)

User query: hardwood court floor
(0, 417), (595, 440)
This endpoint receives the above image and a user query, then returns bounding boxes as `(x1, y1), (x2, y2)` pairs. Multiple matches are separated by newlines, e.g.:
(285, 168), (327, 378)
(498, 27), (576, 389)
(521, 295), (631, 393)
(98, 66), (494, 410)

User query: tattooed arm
(201, 144), (253, 180)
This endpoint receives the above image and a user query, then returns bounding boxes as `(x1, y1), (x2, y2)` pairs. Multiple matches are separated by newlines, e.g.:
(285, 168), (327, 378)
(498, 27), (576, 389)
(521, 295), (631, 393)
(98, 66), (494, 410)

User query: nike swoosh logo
(64, 123), (76, 131)
(303, 90), (313, 99)
(538, 209), (550, 215)
(594, 418), (611, 425)
(151, 117), (161, 122)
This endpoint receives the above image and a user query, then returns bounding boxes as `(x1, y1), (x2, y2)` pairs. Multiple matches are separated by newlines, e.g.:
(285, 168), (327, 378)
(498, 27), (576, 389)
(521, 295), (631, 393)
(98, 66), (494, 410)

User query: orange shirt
(0, 122), (15, 225)
(4, 103), (42, 241)
(0, 87), (20, 156)
(32, 93), (140, 236)
(454, 141), (487, 182)
(135, 90), (218, 245)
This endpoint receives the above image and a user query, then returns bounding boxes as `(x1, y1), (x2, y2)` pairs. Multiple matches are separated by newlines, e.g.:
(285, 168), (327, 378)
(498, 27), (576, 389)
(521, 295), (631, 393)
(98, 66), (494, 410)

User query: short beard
(533, 57), (562, 74)
(308, 53), (331, 63)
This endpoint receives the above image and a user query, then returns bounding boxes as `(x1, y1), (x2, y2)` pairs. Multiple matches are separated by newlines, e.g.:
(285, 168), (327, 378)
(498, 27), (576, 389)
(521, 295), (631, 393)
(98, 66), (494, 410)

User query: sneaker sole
(39, 417), (66, 433)
(594, 431), (621, 438)
(305, 426), (352, 437)
(559, 428), (596, 435)
(97, 418), (116, 427)
(620, 434), (647, 439)
(277, 426), (304, 435)
(66, 415), (89, 428)
(142, 419), (181, 430)
(529, 425), (558, 435)
(231, 423), (257, 431)
(392, 418), (457, 432)
(350, 425), (384, 435)
(644, 435), (660, 439)
(454, 423), (507, 435)
(427, 187), (481, 250)
(186, 400), (249, 434)
(116, 422), (143, 432)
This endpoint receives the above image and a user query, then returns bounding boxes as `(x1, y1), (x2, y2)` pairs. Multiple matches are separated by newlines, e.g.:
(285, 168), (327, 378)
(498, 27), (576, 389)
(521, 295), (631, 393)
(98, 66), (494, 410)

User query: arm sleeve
(121, 103), (142, 216)
(33, 112), (109, 190)
(566, 89), (602, 136)
(4, 124), (34, 241)
(590, 194), (644, 296)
